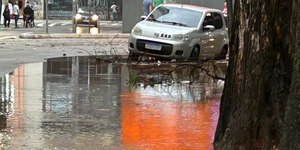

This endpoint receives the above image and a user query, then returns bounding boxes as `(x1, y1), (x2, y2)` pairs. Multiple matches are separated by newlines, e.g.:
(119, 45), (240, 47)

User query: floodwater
(0, 56), (226, 150)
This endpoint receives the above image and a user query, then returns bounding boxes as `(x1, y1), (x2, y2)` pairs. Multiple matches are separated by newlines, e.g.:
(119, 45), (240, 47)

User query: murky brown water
(0, 56), (226, 150)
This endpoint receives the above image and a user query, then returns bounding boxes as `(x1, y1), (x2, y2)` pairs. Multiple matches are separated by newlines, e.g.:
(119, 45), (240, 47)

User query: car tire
(190, 46), (200, 61)
(217, 46), (228, 60)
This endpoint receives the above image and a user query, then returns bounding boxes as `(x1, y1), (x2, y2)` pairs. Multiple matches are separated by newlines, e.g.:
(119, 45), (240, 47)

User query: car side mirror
(203, 25), (215, 32)
(140, 15), (146, 20)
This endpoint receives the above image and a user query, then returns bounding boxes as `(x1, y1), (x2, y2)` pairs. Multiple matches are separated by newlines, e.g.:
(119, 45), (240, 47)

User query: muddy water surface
(0, 56), (225, 150)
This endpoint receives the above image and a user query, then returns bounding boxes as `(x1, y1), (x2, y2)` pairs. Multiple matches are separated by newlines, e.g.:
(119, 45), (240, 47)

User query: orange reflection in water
(121, 92), (220, 150)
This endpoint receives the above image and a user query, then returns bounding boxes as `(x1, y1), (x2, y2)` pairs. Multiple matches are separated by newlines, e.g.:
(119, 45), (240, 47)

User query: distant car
(75, 7), (99, 27)
(128, 4), (229, 61)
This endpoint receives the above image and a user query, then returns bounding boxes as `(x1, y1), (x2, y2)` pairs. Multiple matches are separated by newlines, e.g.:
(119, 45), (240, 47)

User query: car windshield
(77, 7), (95, 13)
(146, 6), (203, 28)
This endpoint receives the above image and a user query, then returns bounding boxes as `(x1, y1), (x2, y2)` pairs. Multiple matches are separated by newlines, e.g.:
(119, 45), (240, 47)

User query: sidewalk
(19, 32), (130, 39)
(0, 19), (122, 26)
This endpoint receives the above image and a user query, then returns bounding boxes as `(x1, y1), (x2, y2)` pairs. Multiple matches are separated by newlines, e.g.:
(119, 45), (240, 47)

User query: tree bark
(281, 1), (300, 149)
(214, 0), (297, 149)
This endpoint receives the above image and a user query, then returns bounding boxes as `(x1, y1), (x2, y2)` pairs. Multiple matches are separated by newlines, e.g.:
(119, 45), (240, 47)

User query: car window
(77, 7), (95, 13)
(147, 6), (203, 28)
(78, 8), (84, 13)
(203, 13), (213, 26)
(202, 12), (224, 30)
(213, 13), (223, 29)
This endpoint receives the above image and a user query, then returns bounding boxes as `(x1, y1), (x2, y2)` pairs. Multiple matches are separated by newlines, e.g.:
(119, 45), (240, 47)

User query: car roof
(160, 3), (221, 12)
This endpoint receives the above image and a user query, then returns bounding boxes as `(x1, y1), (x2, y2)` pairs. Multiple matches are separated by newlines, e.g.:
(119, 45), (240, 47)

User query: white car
(128, 4), (229, 61)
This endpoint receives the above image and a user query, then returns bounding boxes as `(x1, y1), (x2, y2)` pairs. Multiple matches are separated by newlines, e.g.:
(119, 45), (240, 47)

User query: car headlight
(92, 15), (98, 21)
(131, 26), (142, 35)
(174, 34), (190, 41)
(75, 14), (82, 20)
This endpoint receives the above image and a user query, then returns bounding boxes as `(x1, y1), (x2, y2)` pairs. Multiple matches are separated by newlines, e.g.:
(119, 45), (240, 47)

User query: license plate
(145, 43), (161, 51)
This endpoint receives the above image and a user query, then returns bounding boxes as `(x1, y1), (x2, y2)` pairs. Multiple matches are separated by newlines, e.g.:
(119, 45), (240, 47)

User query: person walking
(143, 0), (153, 16)
(222, 0), (227, 14)
(110, 2), (118, 22)
(2, 4), (10, 27)
(222, 0), (228, 26)
(13, 1), (19, 28)
(8, 1), (13, 18)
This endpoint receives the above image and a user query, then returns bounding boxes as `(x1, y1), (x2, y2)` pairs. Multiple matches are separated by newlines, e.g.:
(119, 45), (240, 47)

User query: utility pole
(72, 0), (77, 33)
(88, 0), (91, 33)
(45, 0), (49, 33)
(0, 0), (2, 24)
(107, 0), (110, 20)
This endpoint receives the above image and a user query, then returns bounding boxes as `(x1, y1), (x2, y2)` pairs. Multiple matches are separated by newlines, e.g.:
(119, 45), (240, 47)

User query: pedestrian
(143, 0), (153, 16)
(13, 1), (19, 28)
(31, 5), (35, 27)
(23, 1), (34, 27)
(153, 0), (163, 8)
(110, 2), (118, 22)
(222, 0), (227, 14)
(2, 4), (10, 27)
(8, 1), (13, 18)
(222, 0), (228, 26)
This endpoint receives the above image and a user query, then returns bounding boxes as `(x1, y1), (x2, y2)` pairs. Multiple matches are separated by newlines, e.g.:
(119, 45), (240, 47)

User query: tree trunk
(214, 0), (297, 149)
(281, 2), (300, 149)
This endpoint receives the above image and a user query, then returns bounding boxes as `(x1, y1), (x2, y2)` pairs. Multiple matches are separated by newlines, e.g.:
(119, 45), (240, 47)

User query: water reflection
(76, 26), (99, 34)
(128, 63), (225, 102)
(0, 56), (225, 149)
(121, 92), (220, 150)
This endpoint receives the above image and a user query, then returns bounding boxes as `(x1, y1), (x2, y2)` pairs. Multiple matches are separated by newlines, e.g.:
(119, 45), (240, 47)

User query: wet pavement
(0, 38), (128, 77)
(0, 56), (226, 150)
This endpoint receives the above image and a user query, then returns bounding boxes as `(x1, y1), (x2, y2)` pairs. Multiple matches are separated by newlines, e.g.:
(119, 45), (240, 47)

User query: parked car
(128, 4), (229, 61)
(74, 7), (99, 27)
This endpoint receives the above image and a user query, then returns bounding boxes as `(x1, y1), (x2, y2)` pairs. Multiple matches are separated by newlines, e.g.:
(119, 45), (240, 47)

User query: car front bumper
(128, 34), (193, 60)
(75, 18), (98, 26)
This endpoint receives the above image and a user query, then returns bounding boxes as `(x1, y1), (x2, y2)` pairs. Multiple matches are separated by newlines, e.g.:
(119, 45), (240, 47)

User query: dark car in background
(75, 7), (99, 27)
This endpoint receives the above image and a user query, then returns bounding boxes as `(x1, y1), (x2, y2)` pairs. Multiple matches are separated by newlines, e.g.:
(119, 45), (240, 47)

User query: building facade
(0, 0), (122, 21)
(47, 0), (122, 19)
(1, 0), (223, 32)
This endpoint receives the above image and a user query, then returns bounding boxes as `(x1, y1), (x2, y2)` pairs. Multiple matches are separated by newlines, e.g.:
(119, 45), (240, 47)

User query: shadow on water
(0, 56), (227, 150)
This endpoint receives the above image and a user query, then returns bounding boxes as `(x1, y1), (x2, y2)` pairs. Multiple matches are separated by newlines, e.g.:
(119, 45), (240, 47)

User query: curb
(0, 36), (18, 40)
(19, 33), (130, 39)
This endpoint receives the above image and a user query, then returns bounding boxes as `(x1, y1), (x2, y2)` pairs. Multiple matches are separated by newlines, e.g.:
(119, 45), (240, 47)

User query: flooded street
(0, 56), (226, 150)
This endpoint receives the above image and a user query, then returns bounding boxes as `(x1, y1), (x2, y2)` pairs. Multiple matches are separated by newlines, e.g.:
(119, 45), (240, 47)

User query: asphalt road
(0, 20), (127, 76)
(0, 19), (123, 38)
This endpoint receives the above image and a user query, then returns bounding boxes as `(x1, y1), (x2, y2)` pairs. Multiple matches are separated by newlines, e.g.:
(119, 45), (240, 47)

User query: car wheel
(190, 46), (200, 61)
(217, 46), (228, 60)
